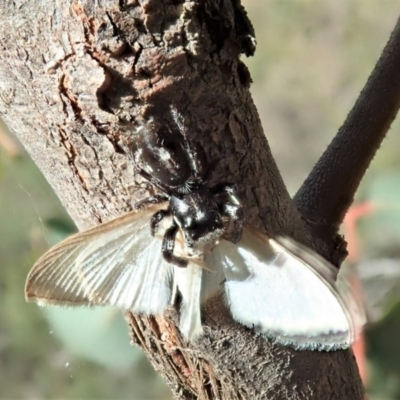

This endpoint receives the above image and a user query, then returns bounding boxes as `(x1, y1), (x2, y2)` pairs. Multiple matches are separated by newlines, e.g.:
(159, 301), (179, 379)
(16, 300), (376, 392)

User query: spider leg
(133, 164), (154, 182)
(220, 202), (244, 243)
(150, 209), (171, 236)
(210, 183), (243, 243)
(210, 183), (241, 205)
(162, 223), (188, 268)
(134, 194), (169, 210)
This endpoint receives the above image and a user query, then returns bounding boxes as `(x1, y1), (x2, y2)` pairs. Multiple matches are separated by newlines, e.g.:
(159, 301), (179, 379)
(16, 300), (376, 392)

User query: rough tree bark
(2, 1), (399, 399)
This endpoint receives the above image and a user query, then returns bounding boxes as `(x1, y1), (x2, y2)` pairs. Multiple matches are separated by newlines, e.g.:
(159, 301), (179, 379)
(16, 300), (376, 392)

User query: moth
(26, 110), (364, 350)
(25, 202), (365, 351)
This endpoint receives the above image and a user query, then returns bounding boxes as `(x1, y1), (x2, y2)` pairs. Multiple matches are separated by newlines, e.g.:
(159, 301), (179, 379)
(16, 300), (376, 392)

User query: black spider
(130, 109), (243, 267)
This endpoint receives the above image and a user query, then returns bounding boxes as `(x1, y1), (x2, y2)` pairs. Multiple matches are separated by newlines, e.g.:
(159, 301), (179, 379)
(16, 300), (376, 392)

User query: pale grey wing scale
(26, 237), (96, 306)
(208, 228), (365, 351)
(25, 205), (173, 316)
(73, 218), (172, 314)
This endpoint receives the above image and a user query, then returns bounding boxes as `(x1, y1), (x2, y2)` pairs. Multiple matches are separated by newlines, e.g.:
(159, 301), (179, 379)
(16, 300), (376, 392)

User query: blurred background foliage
(1, 0), (400, 398)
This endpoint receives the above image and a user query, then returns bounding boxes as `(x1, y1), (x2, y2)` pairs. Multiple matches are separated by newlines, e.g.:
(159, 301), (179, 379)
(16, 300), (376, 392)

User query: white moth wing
(170, 248), (228, 341)
(201, 252), (226, 303)
(211, 228), (364, 351)
(167, 230), (224, 340)
(271, 237), (338, 283)
(25, 204), (173, 316)
(173, 260), (204, 341)
(271, 237), (366, 339)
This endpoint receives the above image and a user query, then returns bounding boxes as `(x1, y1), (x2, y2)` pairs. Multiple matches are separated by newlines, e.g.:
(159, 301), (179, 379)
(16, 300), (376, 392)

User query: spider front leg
(211, 183), (241, 205)
(134, 194), (169, 210)
(220, 202), (244, 243)
(211, 183), (244, 243)
(150, 209), (170, 236)
(162, 223), (188, 268)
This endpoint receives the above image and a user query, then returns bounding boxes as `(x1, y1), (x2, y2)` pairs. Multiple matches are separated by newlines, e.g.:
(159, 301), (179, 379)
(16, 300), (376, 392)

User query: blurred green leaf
(354, 259), (400, 322)
(45, 307), (142, 370)
(354, 170), (400, 256)
(368, 303), (400, 378)
(367, 360), (400, 400)
(45, 217), (77, 246)
(366, 170), (400, 236)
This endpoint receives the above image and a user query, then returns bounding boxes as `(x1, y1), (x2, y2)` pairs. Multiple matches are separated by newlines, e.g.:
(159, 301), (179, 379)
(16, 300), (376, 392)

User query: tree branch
(0, 1), (363, 399)
(295, 17), (400, 233)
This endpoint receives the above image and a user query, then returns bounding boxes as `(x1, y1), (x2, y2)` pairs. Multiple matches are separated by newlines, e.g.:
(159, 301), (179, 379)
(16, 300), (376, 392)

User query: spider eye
(184, 217), (195, 229)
